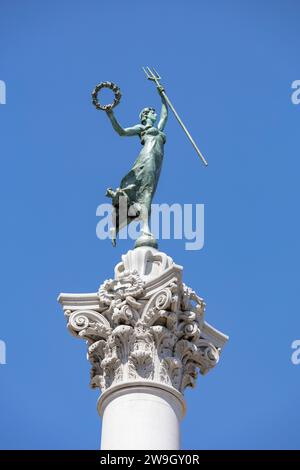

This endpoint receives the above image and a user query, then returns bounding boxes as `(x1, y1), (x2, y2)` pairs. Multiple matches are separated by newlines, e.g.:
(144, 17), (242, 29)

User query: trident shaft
(142, 67), (208, 167)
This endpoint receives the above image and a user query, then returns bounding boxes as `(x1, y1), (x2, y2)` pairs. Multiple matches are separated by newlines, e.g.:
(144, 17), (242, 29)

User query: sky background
(1, 0), (300, 450)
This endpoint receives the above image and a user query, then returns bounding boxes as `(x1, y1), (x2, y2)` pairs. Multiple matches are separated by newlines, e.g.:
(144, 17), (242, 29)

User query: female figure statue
(105, 86), (168, 247)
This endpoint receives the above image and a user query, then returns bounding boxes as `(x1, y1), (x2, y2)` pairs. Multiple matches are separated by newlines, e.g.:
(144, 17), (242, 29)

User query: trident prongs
(142, 66), (161, 84)
(142, 66), (150, 78)
(152, 67), (161, 80)
(146, 66), (156, 80)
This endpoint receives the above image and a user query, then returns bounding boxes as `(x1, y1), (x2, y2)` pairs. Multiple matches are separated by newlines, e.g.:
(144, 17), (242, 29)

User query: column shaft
(98, 384), (185, 450)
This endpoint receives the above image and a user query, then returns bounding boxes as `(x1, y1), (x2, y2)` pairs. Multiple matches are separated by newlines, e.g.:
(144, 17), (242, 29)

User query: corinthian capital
(58, 247), (228, 395)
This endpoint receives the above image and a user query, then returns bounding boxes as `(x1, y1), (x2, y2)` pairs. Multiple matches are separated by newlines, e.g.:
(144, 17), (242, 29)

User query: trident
(142, 67), (208, 167)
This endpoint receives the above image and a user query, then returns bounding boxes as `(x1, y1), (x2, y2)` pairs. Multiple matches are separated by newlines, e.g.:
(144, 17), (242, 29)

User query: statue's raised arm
(157, 86), (168, 131)
(142, 67), (208, 166)
(106, 109), (142, 137)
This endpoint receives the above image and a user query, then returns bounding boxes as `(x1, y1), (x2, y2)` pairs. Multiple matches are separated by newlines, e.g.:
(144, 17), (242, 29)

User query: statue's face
(147, 108), (157, 123)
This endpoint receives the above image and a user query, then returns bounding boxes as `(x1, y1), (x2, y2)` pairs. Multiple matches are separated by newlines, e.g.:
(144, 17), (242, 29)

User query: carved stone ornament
(58, 247), (228, 395)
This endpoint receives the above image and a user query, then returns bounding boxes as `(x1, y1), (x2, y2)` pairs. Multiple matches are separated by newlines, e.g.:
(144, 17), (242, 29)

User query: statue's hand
(157, 85), (165, 95)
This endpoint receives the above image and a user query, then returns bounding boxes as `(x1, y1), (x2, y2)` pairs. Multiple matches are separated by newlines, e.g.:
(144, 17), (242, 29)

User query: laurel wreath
(91, 81), (122, 111)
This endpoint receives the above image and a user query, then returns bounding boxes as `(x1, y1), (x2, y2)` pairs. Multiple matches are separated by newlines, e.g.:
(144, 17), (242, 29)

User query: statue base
(134, 232), (158, 249)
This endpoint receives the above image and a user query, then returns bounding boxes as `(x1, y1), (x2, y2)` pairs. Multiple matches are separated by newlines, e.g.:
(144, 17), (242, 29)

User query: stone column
(58, 246), (228, 450)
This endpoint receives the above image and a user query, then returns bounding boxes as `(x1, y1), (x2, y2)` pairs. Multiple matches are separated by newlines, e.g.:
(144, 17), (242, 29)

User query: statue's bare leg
(134, 198), (158, 249)
(139, 193), (152, 236)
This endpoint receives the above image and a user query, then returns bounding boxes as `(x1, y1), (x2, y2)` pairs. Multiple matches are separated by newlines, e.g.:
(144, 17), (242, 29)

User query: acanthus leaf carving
(128, 324), (154, 380)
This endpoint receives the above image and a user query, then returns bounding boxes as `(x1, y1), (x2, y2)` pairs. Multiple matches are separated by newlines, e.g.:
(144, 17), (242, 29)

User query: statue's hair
(139, 107), (155, 124)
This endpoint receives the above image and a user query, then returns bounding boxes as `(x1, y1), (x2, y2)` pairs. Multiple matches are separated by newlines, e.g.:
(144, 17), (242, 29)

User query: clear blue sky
(1, 0), (299, 450)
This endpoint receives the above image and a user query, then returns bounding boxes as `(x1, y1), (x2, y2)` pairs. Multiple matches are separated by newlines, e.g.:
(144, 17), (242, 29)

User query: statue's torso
(140, 125), (166, 146)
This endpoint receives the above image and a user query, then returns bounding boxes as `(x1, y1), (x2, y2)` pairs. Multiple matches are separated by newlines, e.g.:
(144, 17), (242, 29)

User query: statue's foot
(106, 187), (115, 198)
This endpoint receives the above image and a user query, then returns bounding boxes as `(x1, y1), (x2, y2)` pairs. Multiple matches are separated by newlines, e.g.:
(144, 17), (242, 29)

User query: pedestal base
(134, 232), (158, 249)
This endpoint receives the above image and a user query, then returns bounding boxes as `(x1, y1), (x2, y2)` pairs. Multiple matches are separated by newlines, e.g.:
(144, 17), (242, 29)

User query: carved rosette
(59, 247), (228, 396)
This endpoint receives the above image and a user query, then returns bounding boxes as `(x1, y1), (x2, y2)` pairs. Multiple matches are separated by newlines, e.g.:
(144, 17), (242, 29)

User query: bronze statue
(92, 68), (207, 248)
(105, 87), (167, 247)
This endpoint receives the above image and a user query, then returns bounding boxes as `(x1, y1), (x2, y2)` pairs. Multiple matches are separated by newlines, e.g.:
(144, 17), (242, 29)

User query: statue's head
(139, 107), (157, 125)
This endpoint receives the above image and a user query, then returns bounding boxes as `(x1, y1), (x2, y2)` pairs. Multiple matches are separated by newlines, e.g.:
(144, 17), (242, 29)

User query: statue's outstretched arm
(106, 110), (141, 136)
(157, 87), (168, 131)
